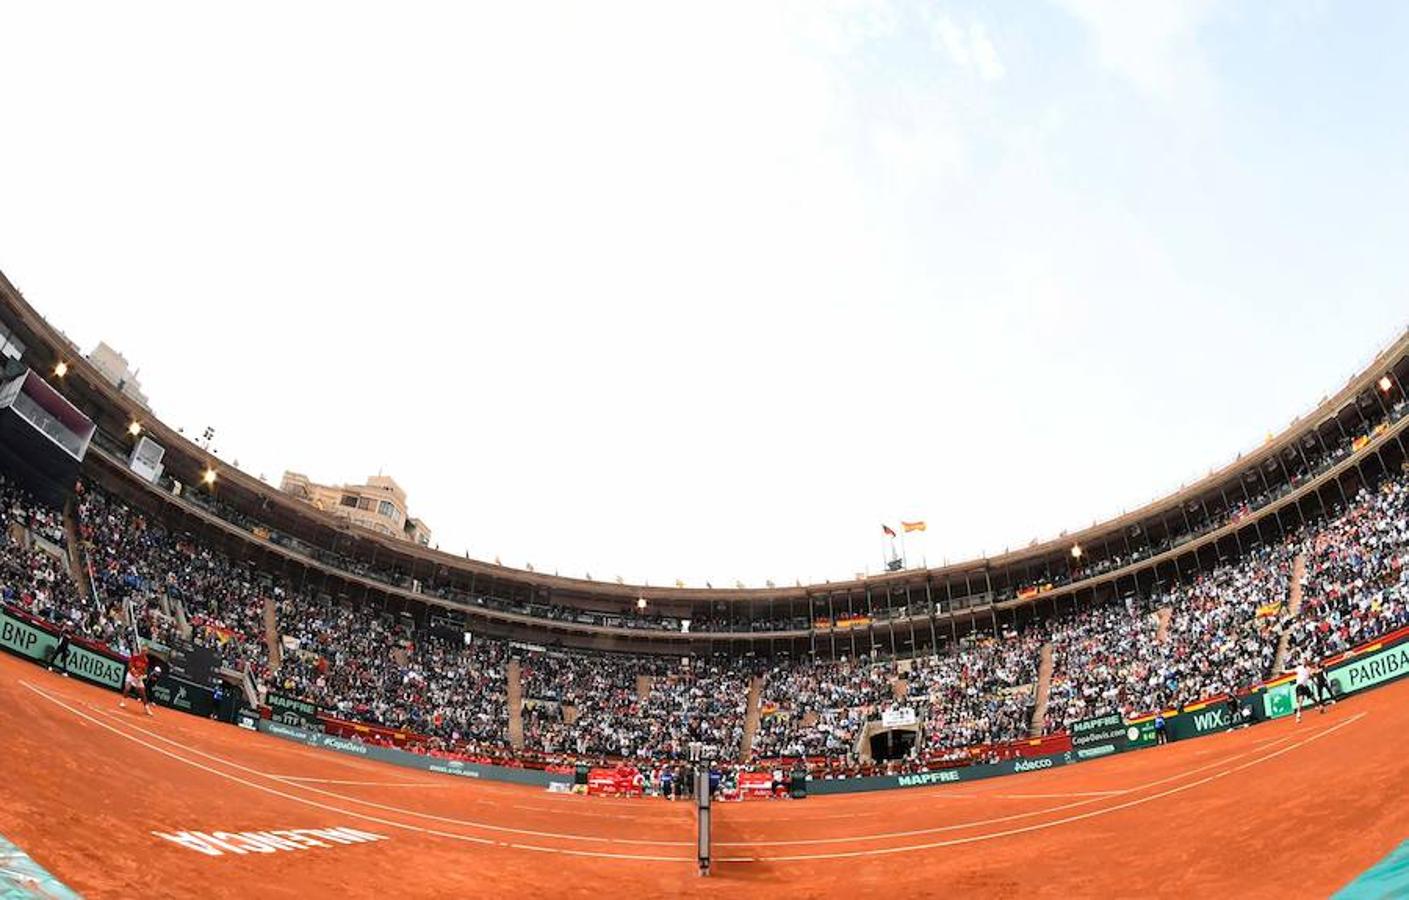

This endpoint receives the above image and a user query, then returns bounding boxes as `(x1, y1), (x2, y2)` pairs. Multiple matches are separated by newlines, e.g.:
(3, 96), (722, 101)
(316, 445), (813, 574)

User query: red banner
(738, 771), (775, 800)
(586, 766), (643, 797)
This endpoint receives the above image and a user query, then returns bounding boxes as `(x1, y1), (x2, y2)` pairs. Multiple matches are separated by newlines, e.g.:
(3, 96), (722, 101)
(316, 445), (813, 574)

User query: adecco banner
(0, 606), (126, 690)
(808, 752), (1071, 796)
(1329, 641), (1409, 697)
(257, 720), (572, 789)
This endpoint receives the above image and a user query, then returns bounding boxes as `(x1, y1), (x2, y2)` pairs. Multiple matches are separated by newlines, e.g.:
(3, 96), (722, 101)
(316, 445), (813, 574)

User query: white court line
(272, 777), (450, 788)
(714, 731), (1302, 848)
(989, 791), (1126, 799)
(22, 679), (1364, 866)
(93, 708), (446, 789)
(512, 805), (646, 820)
(36, 682), (695, 849)
(21, 681), (693, 864)
(74, 678), (1315, 854)
(717, 712), (1367, 862)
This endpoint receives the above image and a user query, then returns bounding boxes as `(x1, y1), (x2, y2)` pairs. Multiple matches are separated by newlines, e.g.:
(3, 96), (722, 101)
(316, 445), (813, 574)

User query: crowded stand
(1158, 544), (1292, 700)
(911, 631), (1043, 755)
(1291, 478), (1409, 662)
(0, 473), (122, 647)
(1043, 602), (1164, 731)
(77, 481), (270, 679)
(9, 451), (1409, 775)
(116, 392), (1408, 653)
(519, 649), (660, 756)
(633, 660), (749, 760)
(1044, 543), (1295, 730)
(273, 597), (511, 751)
(752, 631), (1043, 764)
(518, 649), (748, 761)
(753, 656), (900, 760)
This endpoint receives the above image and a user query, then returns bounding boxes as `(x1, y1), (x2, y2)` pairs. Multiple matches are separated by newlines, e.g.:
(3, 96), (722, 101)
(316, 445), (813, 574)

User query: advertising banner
(1069, 713), (1129, 760)
(586, 767), (643, 797)
(267, 691), (323, 730)
(165, 641), (219, 687)
(881, 708), (918, 728)
(1165, 696), (1258, 741)
(148, 674), (216, 717)
(1125, 719), (1157, 750)
(1263, 682), (1299, 720)
(61, 643), (127, 691)
(809, 752), (1070, 795)
(1, 609), (58, 662)
(1329, 642), (1409, 697)
(738, 771), (775, 799)
(0, 606), (126, 690)
(257, 720), (570, 788)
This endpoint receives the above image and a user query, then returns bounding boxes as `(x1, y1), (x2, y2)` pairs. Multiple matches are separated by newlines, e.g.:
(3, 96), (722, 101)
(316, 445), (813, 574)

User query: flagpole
(900, 530), (909, 569)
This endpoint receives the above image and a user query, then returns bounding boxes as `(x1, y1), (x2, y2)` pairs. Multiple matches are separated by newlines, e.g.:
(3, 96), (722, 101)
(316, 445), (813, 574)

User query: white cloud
(969, 22), (1006, 81)
(1049, 0), (1215, 98)
(930, 14), (1006, 81)
(0, 1), (1401, 588)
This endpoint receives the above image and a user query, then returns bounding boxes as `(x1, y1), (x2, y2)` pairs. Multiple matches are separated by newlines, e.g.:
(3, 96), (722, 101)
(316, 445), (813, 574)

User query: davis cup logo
(1127, 726), (1139, 742)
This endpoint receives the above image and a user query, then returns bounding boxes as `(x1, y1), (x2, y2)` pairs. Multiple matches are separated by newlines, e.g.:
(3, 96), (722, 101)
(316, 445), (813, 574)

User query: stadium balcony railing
(82, 396), (1409, 648)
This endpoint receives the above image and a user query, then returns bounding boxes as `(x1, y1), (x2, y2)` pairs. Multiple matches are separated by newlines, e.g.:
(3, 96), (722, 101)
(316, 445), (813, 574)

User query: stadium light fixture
(1071, 544), (1083, 559)
(202, 467), (218, 486)
(1380, 376), (1394, 393)
(636, 597), (648, 610)
(128, 421), (142, 437)
(53, 361), (68, 378)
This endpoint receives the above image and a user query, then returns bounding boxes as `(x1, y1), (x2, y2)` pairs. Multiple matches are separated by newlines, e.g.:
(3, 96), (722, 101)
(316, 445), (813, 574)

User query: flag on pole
(902, 521), (927, 533)
(882, 524), (897, 538)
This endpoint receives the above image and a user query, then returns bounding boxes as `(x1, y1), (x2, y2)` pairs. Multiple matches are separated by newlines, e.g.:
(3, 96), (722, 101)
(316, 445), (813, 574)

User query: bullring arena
(5, 278), (1409, 899)
(4, 646), (1408, 898)
(4, 10), (1409, 896)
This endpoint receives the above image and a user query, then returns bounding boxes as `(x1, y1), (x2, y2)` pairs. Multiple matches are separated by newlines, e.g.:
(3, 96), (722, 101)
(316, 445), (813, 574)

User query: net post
(696, 767), (711, 876)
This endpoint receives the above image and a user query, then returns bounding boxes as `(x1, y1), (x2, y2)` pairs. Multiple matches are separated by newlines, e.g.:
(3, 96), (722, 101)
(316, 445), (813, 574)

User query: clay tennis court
(2, 649), (1405, 898)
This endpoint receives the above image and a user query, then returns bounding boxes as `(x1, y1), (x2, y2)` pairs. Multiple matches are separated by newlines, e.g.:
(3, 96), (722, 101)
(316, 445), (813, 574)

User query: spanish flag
(902, 521), (927, 533)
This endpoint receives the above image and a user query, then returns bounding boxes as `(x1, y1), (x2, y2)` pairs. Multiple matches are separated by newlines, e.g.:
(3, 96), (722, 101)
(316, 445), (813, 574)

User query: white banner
(881, 707), (917, 728)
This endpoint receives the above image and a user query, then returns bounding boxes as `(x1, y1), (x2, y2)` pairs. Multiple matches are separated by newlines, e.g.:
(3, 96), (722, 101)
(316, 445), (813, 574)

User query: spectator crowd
(6, 457), (1409, 772)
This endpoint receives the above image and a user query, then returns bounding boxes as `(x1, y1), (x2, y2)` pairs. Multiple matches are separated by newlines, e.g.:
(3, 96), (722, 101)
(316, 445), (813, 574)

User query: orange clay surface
(2, 647), (1407, 899)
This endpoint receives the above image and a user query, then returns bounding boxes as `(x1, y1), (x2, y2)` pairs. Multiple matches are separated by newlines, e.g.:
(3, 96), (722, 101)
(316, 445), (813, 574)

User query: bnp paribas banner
(1330, 641), (1409, 697)
(0, 606), (126, 690)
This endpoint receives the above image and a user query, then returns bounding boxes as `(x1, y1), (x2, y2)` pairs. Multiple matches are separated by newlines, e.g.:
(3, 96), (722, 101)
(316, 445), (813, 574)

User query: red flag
(882, 524), (897, 538)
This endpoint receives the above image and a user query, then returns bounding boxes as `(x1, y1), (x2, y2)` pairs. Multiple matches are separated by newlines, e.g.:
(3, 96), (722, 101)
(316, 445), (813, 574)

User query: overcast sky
(2, 2), (1407, 587)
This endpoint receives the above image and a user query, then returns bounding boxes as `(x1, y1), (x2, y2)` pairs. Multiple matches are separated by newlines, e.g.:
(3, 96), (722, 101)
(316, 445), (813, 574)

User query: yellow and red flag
(902, 521), (927, 533)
